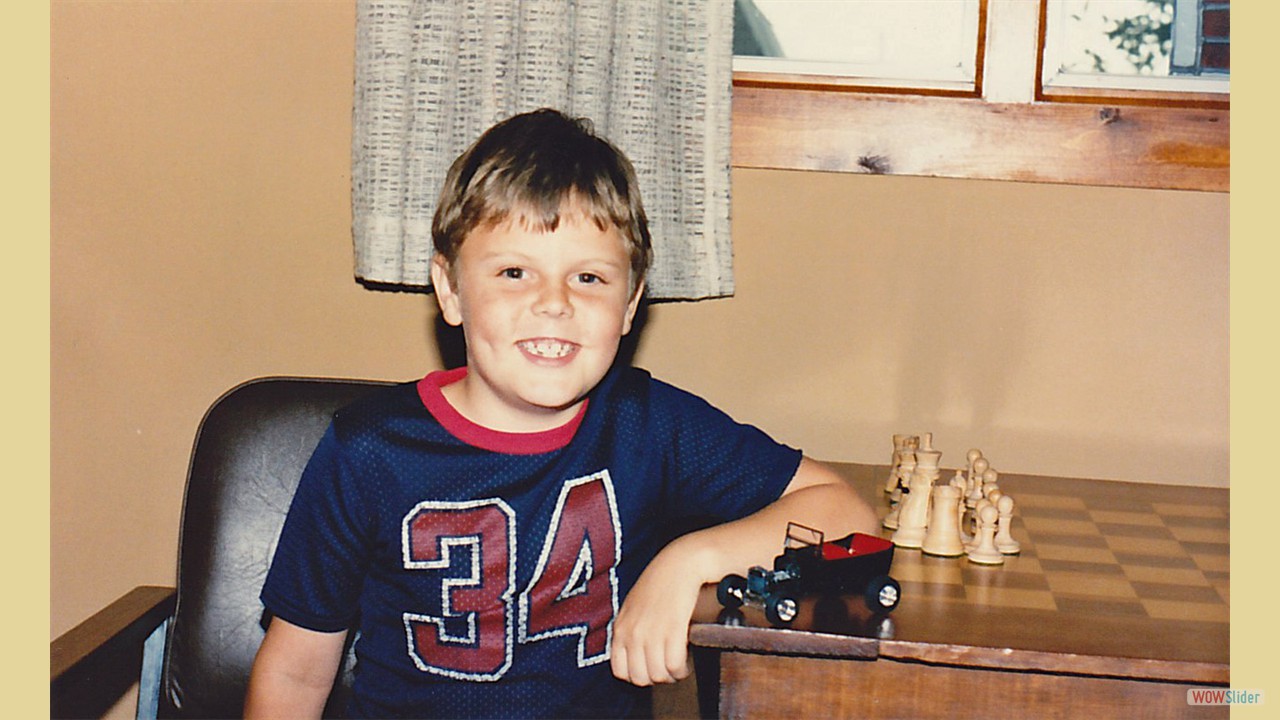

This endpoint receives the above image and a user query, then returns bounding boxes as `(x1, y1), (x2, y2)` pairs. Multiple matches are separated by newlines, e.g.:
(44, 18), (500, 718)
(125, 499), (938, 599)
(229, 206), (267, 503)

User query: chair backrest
(160, 377), (392, 718)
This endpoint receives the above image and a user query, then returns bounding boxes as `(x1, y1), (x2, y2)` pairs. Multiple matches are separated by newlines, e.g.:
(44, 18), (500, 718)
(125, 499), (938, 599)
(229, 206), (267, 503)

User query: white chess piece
(966, 498), (994, 552)
(985, 486), (1003, 506)
(882, 494), (901, 530)
(966, 449), (983, 483)
(995, 494), (1021, 555)
(922, 484), (965, 557)
(950, 472), (972, 543)
(914, 445), (942, 485)
(982, 467), (1000, 498)
(892, 461), (934, 549)
(966, 504), (1004, 565)
(885, 434), (914, 493)
(892, 442), (917, 500)
(966, 457), (989, 508)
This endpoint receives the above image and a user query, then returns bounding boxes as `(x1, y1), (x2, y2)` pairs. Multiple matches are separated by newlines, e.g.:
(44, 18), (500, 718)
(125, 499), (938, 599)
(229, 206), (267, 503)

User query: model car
(716, 522), (900, 626)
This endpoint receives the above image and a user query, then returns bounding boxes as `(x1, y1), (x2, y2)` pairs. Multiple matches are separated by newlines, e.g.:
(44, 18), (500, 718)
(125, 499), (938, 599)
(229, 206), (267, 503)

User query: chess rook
(922, 484), (965, 557)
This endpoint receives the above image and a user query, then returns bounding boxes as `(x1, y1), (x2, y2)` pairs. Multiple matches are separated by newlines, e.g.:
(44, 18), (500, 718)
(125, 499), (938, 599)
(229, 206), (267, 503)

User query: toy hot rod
(716, 522), (900, 626)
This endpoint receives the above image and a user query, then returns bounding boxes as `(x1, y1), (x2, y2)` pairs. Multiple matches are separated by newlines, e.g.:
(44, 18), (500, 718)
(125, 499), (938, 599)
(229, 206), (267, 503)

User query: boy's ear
(431, 255), (464, 327)
(622, 280), (645, 335)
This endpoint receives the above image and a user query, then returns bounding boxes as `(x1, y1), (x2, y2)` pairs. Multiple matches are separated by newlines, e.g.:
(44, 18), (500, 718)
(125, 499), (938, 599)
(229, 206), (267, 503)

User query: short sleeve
(260, 424), (373, 632)
(652, 381), (802, 522)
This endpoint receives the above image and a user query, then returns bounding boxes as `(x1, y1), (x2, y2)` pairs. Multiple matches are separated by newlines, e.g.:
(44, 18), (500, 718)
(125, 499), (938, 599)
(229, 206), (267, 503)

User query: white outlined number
(401, 471), (621, 680)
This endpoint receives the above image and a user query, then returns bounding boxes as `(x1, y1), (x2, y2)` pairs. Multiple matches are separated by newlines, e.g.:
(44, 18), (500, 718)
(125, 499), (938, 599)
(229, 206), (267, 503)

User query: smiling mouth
(517, 339), (579, 359)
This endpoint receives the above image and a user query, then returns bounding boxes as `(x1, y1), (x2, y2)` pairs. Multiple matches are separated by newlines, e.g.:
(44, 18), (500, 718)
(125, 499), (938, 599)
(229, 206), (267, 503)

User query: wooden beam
(731, 84), (1228, 192)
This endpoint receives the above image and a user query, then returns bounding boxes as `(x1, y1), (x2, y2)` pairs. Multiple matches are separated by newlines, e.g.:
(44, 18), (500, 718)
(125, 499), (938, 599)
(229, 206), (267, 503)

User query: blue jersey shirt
(261, 365), (801, 718)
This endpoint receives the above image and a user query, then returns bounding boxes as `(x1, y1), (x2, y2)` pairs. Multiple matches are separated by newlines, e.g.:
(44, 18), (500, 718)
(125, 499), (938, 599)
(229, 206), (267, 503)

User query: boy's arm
(610, 456), (878, 687)
(244, 617), (348, 719)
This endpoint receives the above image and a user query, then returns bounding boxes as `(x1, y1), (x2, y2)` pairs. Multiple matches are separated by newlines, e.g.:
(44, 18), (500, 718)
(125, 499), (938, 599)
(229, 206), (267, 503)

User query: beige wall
(51, 1), (1228, 640)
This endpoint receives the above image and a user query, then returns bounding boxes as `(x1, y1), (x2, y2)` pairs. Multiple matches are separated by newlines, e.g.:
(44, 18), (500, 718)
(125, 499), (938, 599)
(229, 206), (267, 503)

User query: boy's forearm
(610, 458), (876, 687)
(244, 668), (332, 720)
(244, 619), (347, 719)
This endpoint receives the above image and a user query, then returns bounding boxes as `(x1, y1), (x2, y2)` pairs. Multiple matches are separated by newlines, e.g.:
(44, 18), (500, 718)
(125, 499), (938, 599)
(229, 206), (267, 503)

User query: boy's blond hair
(431, 108), (653, 291)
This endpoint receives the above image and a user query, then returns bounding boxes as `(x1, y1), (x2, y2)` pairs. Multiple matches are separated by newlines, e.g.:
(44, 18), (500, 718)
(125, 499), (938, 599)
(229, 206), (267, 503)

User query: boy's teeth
(521, 340), (574, 358)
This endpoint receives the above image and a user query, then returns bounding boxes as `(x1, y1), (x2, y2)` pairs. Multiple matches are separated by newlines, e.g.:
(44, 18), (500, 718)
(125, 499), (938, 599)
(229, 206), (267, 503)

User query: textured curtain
(352, 0), (736, 299)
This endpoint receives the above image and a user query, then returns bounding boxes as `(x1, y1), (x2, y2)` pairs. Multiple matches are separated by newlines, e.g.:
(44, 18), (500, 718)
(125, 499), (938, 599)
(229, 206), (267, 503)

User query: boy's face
(431, 207), (643, 433)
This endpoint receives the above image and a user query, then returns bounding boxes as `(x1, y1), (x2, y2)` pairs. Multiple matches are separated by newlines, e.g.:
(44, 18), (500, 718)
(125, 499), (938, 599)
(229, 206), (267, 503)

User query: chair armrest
(51, 586), (176, 718)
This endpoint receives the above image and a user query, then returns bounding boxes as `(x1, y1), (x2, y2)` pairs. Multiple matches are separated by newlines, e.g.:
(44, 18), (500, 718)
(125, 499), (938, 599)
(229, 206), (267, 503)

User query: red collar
(416, 367), (586, 454)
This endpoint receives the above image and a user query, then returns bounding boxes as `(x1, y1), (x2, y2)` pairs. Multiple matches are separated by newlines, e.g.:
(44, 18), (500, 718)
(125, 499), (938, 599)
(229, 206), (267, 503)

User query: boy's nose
(533, 281), (574, 318)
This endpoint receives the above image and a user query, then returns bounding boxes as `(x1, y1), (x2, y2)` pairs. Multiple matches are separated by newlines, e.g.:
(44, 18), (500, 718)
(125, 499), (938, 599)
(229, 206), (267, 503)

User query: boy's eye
(500, 267), (524, 280)
(576, 273), (603, 285)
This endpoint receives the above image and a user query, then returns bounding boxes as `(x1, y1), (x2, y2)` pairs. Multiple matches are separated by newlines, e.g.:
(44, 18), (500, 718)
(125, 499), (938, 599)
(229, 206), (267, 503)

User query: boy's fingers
(655, 638), (686, 681)
(625, 644), (653, 686)
(667, 641), (691, 681)
(646, 648), (673, 685)
(611, 645), (630, 682)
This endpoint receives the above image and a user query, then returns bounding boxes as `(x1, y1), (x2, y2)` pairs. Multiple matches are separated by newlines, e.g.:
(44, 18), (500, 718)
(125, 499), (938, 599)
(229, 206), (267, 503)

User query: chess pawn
(966, 504), (1004, 565)
(966, 449), (983, 483)
(922, 485), (965, 557)
(966, 498), (994, 552)
(891, 465), (933, 549)
(966, 457), (989, 508)
(995, 494), (1021, 555)
(982, 468), (1000, 497)
(985, 486), (1003, 506)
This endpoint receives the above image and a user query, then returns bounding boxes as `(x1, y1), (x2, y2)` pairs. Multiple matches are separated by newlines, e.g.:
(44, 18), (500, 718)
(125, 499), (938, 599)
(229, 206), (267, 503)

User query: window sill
(730, 82), (1228, 192)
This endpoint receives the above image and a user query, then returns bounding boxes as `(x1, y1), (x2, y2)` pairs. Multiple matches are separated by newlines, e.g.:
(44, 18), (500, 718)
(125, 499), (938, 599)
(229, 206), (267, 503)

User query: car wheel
(764, 593), (799, 626)
(864, 575), (901, 612)
(716, 574), (747, 608)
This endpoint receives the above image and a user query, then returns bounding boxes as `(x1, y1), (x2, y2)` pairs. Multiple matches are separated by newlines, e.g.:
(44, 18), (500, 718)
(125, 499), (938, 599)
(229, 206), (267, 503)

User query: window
(733, 0), (983, 92)
(1040, 0), (1229, 98)
(730, 0), (1228, 191)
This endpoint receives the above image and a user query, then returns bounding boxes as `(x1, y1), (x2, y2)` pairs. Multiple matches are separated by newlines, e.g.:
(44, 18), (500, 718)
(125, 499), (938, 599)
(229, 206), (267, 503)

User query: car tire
(716, 574), (747, 608)
(764, 593), (799, 626)
(864, 575), (901, 613)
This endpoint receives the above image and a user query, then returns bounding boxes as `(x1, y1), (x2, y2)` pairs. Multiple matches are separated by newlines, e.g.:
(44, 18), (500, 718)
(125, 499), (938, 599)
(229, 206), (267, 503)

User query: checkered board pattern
(874, 476), (1230, 625)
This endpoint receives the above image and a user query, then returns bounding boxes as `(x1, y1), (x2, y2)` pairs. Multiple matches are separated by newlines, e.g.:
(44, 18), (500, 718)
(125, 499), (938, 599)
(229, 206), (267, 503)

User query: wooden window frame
(731, 0), (1228, 192)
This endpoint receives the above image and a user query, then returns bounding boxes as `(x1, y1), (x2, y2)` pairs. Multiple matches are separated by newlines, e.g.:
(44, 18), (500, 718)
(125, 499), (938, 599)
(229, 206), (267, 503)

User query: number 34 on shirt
(401, 470), (622, 681)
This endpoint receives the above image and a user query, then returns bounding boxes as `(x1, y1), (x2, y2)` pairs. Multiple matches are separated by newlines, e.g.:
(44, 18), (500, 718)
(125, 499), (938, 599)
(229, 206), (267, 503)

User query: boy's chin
(523, 394), (587, 416)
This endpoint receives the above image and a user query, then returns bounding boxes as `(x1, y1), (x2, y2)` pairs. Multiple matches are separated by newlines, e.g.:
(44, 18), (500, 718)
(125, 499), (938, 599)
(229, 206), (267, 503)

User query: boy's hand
(610, 537), (708, 686)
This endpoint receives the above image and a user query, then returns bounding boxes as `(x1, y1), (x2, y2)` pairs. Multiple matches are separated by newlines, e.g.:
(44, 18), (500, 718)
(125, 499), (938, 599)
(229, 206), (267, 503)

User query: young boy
(246, 108), (878, 719)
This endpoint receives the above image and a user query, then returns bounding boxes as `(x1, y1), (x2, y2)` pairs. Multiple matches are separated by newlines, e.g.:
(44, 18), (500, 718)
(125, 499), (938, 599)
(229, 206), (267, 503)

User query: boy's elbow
(787, 458), (880, 535)
(819, 473), (879, 535)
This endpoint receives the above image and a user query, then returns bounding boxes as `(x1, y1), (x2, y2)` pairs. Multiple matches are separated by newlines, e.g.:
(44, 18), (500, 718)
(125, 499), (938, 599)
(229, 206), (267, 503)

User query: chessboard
(692, 462), (1229, 681)
(881, 471), (1230, 625)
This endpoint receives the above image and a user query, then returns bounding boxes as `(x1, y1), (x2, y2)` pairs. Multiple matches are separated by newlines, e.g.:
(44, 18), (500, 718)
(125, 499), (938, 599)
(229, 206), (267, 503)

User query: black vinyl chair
(51, 377), (391, 718)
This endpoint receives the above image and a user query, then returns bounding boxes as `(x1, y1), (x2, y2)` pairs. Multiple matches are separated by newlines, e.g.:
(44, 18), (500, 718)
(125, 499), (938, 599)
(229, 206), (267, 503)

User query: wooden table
(688, 463), (1229, 719)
